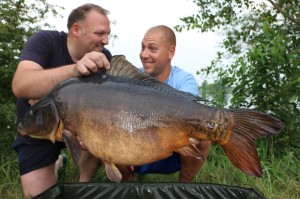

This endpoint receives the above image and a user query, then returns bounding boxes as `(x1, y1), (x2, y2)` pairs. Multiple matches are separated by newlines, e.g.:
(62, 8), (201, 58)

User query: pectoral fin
(104, 161), (122, 182)
(63, 130), (81, 166)
(175, 145), (203, 160)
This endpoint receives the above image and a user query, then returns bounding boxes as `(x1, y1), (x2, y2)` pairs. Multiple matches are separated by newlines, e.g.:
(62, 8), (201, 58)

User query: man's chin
(145, 71), (156, 77)
(143, 67), (152, 74)
(143, 63), (153, 70)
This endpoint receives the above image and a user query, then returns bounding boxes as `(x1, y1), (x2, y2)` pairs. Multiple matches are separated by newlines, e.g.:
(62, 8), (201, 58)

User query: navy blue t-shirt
(16, 30), (112, 123)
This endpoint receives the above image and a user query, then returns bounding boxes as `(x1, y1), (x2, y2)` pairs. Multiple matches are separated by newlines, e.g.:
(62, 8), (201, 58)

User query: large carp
(17, 55), (283, 182)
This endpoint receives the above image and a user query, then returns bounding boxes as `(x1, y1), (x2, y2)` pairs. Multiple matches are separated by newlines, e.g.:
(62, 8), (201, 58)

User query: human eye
(95, 32), (104, 36)
(149, 45), (158, 52)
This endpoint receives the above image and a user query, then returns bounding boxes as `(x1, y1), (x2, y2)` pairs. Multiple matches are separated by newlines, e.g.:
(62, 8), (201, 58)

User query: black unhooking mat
(33, 182), (266, 199)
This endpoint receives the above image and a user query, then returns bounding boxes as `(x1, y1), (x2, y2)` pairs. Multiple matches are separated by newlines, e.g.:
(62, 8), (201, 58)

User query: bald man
(118, 25), (211, 182)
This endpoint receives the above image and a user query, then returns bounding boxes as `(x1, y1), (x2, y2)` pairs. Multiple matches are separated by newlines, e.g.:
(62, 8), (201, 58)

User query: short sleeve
(20, 30), (54, 67)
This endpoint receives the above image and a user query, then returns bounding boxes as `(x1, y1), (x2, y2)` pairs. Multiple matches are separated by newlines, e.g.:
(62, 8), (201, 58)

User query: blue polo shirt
(164, 66), (198, 96)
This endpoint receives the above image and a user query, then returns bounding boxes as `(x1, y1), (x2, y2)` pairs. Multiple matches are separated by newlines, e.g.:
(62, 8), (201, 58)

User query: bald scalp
(146, 25), (176, 47)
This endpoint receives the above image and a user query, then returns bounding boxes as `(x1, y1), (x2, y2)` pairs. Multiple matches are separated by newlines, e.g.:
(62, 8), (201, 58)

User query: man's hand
(74, 52), (110, 76)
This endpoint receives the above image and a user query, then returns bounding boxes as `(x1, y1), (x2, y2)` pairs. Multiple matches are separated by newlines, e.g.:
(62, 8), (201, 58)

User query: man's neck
(67, 36), (79, 63)
(156, 65), (172, 83)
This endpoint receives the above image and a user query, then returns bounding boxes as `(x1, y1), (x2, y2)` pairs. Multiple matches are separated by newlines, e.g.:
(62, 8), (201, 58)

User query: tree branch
(266, 0), (300, 26)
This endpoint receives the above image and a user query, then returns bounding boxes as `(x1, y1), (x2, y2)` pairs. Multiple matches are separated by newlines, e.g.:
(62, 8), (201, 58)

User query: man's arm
(12, 51), (110, 99)
(12, 60), (76, 99)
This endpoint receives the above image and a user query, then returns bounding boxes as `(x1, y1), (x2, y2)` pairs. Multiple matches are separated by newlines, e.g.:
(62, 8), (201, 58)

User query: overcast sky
(48, 0), (220, 85)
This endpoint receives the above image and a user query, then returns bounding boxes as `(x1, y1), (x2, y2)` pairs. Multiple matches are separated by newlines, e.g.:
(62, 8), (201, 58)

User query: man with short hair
(12, 3), (111, 198)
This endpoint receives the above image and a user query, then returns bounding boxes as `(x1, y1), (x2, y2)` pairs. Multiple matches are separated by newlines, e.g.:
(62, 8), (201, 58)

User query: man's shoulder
(32, 30), (67, 39)
(171, 66), (195, 80)
(168, 66), (198, 95)
(35, 30), (66, 35)
(20, 30), (68, 67)
(24, 30), (67, 52)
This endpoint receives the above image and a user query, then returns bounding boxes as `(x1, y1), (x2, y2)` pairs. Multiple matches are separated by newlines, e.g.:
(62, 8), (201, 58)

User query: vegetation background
(1, 0), (299, 198)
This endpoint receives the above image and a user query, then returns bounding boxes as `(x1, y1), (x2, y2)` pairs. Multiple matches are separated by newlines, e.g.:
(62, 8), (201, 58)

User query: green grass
(1, 132), (299, 199)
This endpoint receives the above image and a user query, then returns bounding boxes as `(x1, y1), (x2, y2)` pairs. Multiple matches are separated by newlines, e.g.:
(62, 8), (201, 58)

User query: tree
(175, 0), (300, 149)
(0, 0), (62, 130)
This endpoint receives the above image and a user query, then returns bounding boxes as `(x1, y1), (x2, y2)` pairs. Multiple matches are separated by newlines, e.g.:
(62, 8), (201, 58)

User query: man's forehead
(85, 10), (104, 19)
(81, 10), (109, 25)
(78, 10), (110, 32)
(143, 33), (164, 44)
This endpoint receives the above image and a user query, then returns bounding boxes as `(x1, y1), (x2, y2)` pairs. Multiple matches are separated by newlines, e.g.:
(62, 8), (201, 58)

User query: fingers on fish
(104, 161), (122, 182)
(220, 109), (283, 177)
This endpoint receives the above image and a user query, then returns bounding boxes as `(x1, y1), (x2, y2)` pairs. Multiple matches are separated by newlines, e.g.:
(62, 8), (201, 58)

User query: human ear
(71, 23), (80, 37)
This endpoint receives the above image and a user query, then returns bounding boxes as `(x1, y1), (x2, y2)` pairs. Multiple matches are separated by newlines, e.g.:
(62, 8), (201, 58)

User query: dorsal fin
(108, 55), (160, 82)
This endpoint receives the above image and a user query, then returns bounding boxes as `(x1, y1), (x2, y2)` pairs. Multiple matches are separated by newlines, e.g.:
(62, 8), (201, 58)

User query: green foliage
(200, 80), (231, 108)
(176, 0), (300, 150)
(0, 129), (22, 197)
(0, 0), (63, 130)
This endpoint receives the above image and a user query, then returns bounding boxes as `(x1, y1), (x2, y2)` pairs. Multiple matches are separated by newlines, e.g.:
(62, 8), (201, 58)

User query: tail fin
(220, 109), (283, 177)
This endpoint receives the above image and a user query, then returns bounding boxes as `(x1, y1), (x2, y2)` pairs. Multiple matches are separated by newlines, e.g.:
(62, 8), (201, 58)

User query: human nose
(102, 34), (109, 45)
(140, 49), (149, 59)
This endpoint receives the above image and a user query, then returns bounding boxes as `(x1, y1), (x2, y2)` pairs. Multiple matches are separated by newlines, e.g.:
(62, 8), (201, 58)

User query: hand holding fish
(74, 51), (110, 76)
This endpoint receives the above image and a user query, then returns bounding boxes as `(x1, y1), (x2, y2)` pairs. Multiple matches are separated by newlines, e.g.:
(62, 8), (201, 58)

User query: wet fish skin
(17, 55), (283, 182)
